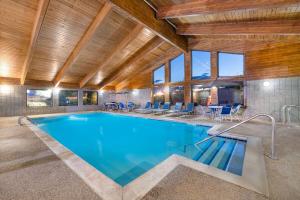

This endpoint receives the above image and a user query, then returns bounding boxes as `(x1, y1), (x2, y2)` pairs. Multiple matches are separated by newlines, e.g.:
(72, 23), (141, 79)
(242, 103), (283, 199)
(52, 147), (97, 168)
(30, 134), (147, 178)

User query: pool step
(210, 140), (236, 170)
(225, 140), (246, 176)
(198, 140), (225, 164)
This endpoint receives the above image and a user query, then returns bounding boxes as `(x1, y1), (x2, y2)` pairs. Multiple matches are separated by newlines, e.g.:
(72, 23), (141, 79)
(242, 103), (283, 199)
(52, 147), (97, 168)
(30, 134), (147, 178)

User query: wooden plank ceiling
(0, 0), (299, 90)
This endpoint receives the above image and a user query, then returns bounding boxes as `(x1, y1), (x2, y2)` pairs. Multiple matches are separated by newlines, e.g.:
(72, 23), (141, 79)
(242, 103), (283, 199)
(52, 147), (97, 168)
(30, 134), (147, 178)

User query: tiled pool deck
(1, 112), (300, 200)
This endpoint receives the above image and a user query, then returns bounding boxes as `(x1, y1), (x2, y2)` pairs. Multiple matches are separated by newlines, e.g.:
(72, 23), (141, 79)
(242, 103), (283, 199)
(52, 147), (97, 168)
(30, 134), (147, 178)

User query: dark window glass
(59, 90), (78, 106)
(170, 54), (184, 82)
(153, 65), (165, 84)
(153, 85), (165, 104)
(83, 91), (98, 105)
(26, 89), (52, 107)
(192, 85), (211, 106)
(192, 51), (211, 80)
(218, 85), (244, 106)
(218, 52), (244, 77)
(169, 86), (184, 104)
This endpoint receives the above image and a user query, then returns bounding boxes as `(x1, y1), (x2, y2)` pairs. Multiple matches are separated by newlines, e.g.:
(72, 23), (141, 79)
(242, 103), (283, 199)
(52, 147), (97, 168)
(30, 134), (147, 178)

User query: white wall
(246, 77), (300, 122)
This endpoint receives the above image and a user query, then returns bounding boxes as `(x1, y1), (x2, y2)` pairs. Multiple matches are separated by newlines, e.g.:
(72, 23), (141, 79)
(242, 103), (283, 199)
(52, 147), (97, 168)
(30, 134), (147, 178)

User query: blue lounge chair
(153, 102), (170, 114)
(166, 102), (183, 115)
(127, 102), (135, 111)
(135, 102), (151, 113)
(118, 102), (127, 111)
(178, 103), (194, 116)
(143, 101), (161, 114)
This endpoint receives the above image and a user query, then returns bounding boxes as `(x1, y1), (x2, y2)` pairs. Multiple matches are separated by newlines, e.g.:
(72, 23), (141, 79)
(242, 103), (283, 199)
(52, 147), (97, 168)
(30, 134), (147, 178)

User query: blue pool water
(31, 112), (245, 186)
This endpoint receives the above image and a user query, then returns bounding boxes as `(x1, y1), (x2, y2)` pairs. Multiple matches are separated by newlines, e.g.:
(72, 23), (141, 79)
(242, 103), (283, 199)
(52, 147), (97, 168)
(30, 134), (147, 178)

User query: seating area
(103, 101), (244, 121)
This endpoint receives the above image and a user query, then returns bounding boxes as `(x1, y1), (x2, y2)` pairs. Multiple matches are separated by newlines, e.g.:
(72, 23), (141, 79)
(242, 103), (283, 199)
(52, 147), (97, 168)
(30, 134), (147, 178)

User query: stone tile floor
(1, 114), (300, 200)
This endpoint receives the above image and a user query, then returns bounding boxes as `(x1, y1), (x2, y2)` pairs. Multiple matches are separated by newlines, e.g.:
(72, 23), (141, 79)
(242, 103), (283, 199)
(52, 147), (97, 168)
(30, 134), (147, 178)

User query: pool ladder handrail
(281, 105), (300, 125)
(18, 115), (29, 126)
(194, 114), (277, 160)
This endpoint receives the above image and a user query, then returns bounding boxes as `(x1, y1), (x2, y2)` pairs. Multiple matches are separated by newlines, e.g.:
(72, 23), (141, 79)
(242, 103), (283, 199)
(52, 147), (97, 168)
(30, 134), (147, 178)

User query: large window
(59, 90), (78, 106)
(192, 85), (211, 106)
(83, 91), (98, 105)
(169, 86), (184, 104)
(153, 85), (165, 103)
(218, 52), (244, 77)
(27, 89), (52, 107)
(218, 85), (244, 105)
(153, 65), (165, 84)
(192, 51), (211, 80)
(170, 54), (184, 83)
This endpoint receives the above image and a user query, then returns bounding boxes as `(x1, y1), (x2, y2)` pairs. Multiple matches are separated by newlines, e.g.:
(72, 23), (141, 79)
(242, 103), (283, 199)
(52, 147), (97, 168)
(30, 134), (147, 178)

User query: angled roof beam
(157, 0), (300, 19)
(108, 0), (188, 52)
(98, 36), (164, 89)
(20, 0), (50, 85)
(177, 20), (300, 35)
(79, 24), (144, 88)
(53, 2), (112, 87)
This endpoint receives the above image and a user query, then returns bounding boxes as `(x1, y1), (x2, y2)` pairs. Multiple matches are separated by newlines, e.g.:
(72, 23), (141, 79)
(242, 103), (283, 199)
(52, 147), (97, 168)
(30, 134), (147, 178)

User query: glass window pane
(218, 85), (244, 105)
(218, 53), (244, 76)
(170, 54), (184, 82)
(169, 86), (184, 104)
(27, 89), (52, 107)
(192, 51), (211, 80)
(192, 85), (211, 106)
(153, 85), (165, 104)
(153, 65), (165, 84)
(59, 90), (78, 106)
(83, 91), (98, 105)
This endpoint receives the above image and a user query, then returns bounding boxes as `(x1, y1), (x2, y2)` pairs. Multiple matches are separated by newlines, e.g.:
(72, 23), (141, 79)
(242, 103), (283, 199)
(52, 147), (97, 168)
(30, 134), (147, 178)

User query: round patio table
(208, 106), (223, 119)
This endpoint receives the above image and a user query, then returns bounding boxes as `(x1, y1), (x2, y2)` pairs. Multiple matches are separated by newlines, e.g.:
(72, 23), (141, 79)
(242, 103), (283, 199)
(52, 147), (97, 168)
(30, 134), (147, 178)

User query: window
(153, 65), (165, 84)
(192, 85), (211, 106)
(83, 91), (98, 105)
(218, 52), (244, 77)
(170, 54), (184, 82)
(169, 86), (184, 104)
(192, 51), (211, 80)
(59, 90), (78, 106)
(218, 85), (244, 106)
(153, 85), (165, 103)
(26, 89), (52, 107)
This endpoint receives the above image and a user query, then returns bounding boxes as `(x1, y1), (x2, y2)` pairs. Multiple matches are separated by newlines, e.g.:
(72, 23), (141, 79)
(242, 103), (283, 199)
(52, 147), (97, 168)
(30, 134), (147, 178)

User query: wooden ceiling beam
(177, 19), (300, 35)
(98, 36), (164, 89)
(79, 24), (144, 88)
(20, 0), (50, 85)
(53, 2), (112, 87)
(108, 0), (188, 52)
(157, 0), (300, 19)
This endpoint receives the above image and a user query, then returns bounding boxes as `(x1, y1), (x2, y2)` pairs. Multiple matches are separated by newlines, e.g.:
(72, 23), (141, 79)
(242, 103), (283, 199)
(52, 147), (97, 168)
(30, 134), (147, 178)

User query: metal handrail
(194, 114), (277, 160)
(18, 116), (28, 126)
(281, 105), (300, 124)
(286, 105), (300, 125)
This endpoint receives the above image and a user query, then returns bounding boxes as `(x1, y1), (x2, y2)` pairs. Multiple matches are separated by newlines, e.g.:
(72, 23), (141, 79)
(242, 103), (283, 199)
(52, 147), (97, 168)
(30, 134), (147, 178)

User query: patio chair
(231, 104), (242, 121)
(217, 106), (232, 121)
(178, 103), (194, 116)
(143, 101), (161, 114)
(134, 102), (151, 113)
(199, 105), (212, 119)
(118, 102), (127, 112)
(166, 102), (183, 115)
(127, 102), (135, 112)
(153, 102), (170, 115)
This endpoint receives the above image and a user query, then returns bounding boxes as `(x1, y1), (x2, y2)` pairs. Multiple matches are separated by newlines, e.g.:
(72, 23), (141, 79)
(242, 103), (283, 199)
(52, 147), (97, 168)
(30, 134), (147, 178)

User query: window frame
(152, 64), (165, 85)
(191, 50), (211, 80)
(217, 52), (245, 78)
(83, 90), (98, 105)
(169, 53), (185, 83)
(26, 88), (53, 107)
(58, 90), (79, 106)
